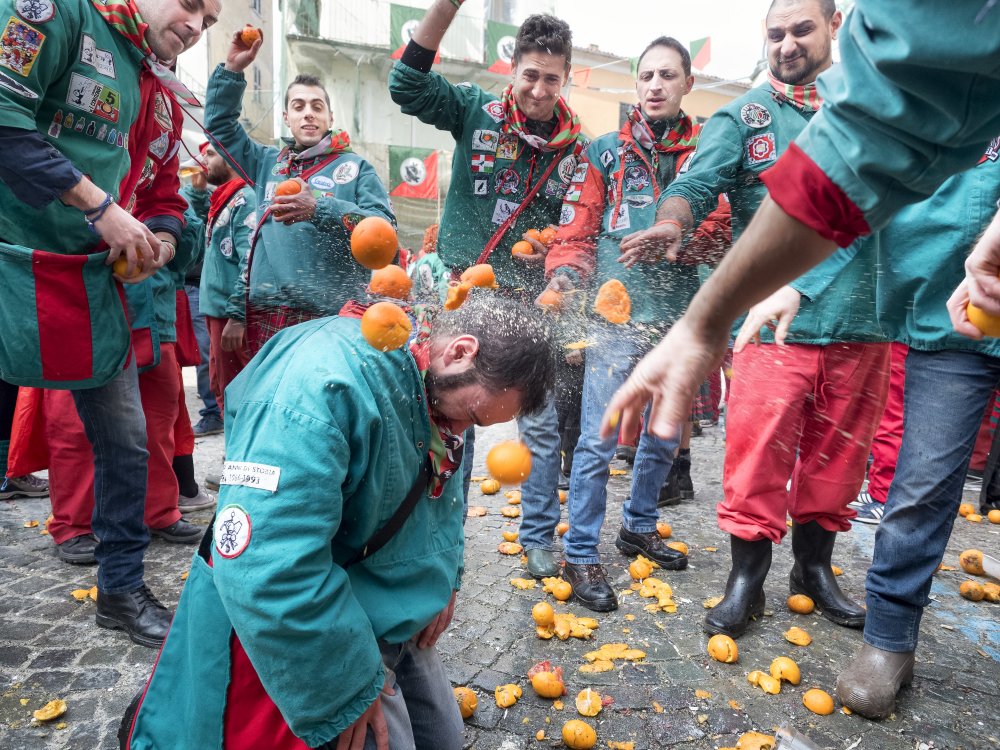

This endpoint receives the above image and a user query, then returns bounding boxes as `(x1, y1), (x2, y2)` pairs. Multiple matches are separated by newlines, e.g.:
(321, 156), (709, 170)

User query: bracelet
(160, 240), (176, 262)
(84, 193), (116, 233)
(655, 219), (683, 232)
(448, 0), (464, 7)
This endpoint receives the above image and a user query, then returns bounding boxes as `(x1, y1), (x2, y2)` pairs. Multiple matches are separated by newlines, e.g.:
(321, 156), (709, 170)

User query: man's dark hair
(767, 0), (839, 21)
(637, 36), (692, 78)
(432, 294), (555, 416)
(284, 74), (330, 109)
(513, 14), (573, 71)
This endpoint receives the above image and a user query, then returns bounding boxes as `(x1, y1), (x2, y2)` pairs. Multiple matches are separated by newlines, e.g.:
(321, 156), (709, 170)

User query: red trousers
(206, 315), (250, 413)
(865, 342), (908, 503)
(47, 345), (183, 543)
(969, 390), (999, 472)
(175, 355), (194, 457)
(719, 342), (891, 543)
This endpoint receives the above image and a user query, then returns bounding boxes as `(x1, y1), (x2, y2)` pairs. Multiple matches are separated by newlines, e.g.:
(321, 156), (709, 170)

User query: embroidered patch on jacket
(342, 212), (365, 232)
(65, 72), (119, 122)
(0, 16), (44, 77)
(559, 204), (575, 226)
(609, 204), (630, 231)
(220, 237), (234, 258)
(148, 130), (170, 160)
(80, 33), (115, 78)
(310, 174), (335, 190)
(493, 167), (520, 196)
(544, 178), (567, 198)
(470, 153), (495, 174)
(15, 0), (53, 24)
(740, 102), (772, 128)
(982, 136), (1000, 163)
(491, 198), (519, 225)
(473, 178), (488, 196)
(623, 165), (650, 192)
(332, 161), (359, 184)
(214, 505), (251, 559)
(571, 162), (589, 183)
(625, 194), (653, 208)
(746, 132), (776, 165)
(599, 149), (614, 168)
(0, 68), (35, 97)
(471, 128), (499, 152)
(496, 134), (519, 160)
(482, 100), (504, 123)
(563, 184), (582, 202)
(557, 155), (577, 183)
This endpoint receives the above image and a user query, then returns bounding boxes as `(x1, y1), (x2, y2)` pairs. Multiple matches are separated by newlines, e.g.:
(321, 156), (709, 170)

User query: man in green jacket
(121, 295), (554, 750)
(389, 1), (588, 577)
(205, 32), (394, 354)
(625, 0), (885, 639)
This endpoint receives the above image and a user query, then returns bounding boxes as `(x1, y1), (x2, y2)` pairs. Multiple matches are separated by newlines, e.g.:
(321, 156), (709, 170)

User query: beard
(770, 45), (830, 86)
(424, 369), (481, 417)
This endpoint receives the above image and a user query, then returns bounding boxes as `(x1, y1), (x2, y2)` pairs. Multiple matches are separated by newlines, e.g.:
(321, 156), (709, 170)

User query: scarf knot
(274, 130), (352, 177)
(498, 85), (582, 152)
(767, 72), (823, 111)
(627, 105), (697, 153)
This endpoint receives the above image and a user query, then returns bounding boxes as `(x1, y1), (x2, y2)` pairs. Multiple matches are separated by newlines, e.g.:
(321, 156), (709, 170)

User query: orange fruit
(960, 580), (986, 601)
(558, 489), (568, 504)
(444, 281), (471, 311)
(502, 530), (519, 542)
(460, 263), (499, 288)
(802, 688), (835, 715)
(561, 720), (597, 750)
(594, 279), (631, 324)
(787, 594), (815, 614)
(959, 502), (975, 517)
(736, 732), (776, 750)
(666, 541), (688, 556)
(656, 522), (672, 539)
(555, 521), (569, 536)
(967, 513), (983, 523)
(550, 580), (572, 601)
(359, 301), (411, 352)
(239, 24), (261, 46)
(525, 228), (543, 242)
(784, 626), (812, 646)
(747, 670), (781, 695)
(532, 601), (555, 627)
(966, 303), (1000, 337)
(498, 541), (524, 555)
(495, 683), (522, 708)
(540, 226), (557, 246)
(350, 216), (397, 270)
(32, 699), (67, 722)
(983, 582), (1000, 602)
(275, 179), (302, 196)
(511, 240), (534, 256)
(111, 255), (143, 279)
(629, 558), (653, 580)
(574, 688), (603, 717)
(453, 686), (477, 718)
(989, 509), (1000, 524)
(707, 634), (738, 663)
(368, 264), (412, 300)
(480, 478), (501, 495)
(537, 288), (563, 310)
(769, 656), (801, 685)
(530, 670), (565, 698)
(486, 441), (533, 484)
(959, 549), (985, 576)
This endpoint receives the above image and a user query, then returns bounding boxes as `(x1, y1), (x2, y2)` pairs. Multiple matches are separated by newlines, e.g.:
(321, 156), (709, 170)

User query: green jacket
(389, 62), (588, 293)
(664, 84), (883, 344)
(0, 0), (143, 252)
(128, 317), (465, 748)
(197, 182), (257, 320)
(204, 65), (394, 315)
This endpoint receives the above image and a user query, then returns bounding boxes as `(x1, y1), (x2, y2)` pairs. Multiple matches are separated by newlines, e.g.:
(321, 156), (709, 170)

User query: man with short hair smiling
(389, 1), (588, 579)
(205, 33), (394, 353)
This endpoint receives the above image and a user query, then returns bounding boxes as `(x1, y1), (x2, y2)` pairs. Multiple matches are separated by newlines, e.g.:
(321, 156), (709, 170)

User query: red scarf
(767, 73), (823, 111)
(207, 178), (246, 234)
(498, 84), (582, 152)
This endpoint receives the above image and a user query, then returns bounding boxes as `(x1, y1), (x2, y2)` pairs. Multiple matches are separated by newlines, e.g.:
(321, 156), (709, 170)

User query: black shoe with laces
(96, 585), (172, 648)
(56, 533), (98, 564)
(563, 561), (618, 612)
(657, 464), (682, 508)
(150, 519), (204, 544)
(615, 526), (688, 570)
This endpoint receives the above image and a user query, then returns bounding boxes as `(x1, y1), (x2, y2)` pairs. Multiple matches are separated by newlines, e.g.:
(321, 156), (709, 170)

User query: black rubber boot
(657, 464), (681, 508)
(703, 535), (771, 638)
(674, 451), (694, 500)
(790, 520), (866, 628)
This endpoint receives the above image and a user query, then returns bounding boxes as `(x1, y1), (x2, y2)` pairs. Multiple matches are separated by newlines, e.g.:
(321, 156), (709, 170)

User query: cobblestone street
(1, 383), (999, 749)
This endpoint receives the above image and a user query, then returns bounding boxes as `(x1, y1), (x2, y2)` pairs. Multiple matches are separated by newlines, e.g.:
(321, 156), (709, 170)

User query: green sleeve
(313, 160), (395, 232)
(388, 61), (484, 140)
(213, 402), (385, 747)
(223, 189), (257, 321)
(0, 2), (76, 128)
(662, 112), (744, 227)
(789, 240), (865, 300)
(181, 183), (210, 223)
(203, 65), (270, 183)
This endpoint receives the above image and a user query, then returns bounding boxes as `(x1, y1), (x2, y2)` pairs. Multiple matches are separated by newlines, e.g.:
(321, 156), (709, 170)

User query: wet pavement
(1, 387), (998, 749)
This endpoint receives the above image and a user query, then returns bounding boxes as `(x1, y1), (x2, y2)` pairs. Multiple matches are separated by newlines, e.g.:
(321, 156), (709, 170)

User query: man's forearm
(685, 197), (837, 335)
(656, 196), (695, 233)
(411, 0), (461, 51)
(60, 175), (111, 212)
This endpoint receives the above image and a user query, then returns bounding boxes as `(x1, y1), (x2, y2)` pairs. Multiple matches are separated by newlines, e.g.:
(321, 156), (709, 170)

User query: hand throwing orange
(239, 25), (261, 46)
(360, 301), (411, 351)
(351, 216), (398, 270)
(486, 441), (533, 484)
(369, 265), (412, 300)
(275, 179), (301, 196)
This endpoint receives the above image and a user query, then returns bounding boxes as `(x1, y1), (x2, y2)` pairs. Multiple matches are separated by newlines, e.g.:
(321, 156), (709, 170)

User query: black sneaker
(56, 533), (98, 564)
(96, 585), (172, 649)
(150, 519), (204, 544)
(563, 562), (618, 612)
(193, 414), (224, 436)
(615, 445), (636, 465)
(615, 526), (688, 570)
(0, 473), (50, 500)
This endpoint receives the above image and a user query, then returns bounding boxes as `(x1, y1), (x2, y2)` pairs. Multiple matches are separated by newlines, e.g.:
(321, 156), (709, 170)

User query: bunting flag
(389, 146), (438, 200)
(572, 66), (591, 88)
(390, 3), (440, 62)
(691, 37), (711, 70)
(485, 20), (518, 75)
(629, 57), (639, 77)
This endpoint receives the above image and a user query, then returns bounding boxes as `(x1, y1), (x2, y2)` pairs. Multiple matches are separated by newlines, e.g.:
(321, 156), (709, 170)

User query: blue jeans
(461, 397), (562, 551)
(351, 640), (462, 750)
(70, 360), (150, 593)
(565, 323), (679, 564)
(865, 348), (1000, 652)
(184, 284), (220, 418)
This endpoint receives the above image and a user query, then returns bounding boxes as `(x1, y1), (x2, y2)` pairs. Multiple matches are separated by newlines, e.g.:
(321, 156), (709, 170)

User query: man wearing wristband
(0, 0), (221, 647)
(538, 37), (729, 611)
(620, 0), (887, 640)
(389, 1), (588, 578)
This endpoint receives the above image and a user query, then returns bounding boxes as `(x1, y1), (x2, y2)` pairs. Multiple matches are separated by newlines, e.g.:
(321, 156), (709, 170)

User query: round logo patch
(214, 504), (251, 559)
(557, 155), (577, 184)
(310, 174), (335, 190)
(219, 237), (234, 258)
(16, 0), (55, 23)
(740, 102), (772, 129)
(559, 204), (575, 226)
(399, 157), (426, 187)
(332, 161), (359, 184)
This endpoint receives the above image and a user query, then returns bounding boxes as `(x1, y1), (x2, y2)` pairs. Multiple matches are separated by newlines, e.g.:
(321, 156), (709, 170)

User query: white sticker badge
(221, 461), (281, 492)
(214, 505), (251, 559)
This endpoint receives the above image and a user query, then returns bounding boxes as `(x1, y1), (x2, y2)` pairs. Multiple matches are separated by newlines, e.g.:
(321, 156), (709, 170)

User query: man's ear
(443, 334), (480, 367)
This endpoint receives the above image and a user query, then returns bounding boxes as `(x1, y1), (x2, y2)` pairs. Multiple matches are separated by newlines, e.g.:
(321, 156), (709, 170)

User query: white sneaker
(848, 490), (873, 510)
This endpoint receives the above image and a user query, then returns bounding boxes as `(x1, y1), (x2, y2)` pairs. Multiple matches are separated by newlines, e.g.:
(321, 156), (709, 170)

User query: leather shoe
(615, 526), (687, 570)
(56, 533), (98, 565)
(563, 562), (618, 612)
(151, 519), (204, 544)
(836, 643), (914, 720)
(526, 548), (559, 578)
(96, 585), (172, 649)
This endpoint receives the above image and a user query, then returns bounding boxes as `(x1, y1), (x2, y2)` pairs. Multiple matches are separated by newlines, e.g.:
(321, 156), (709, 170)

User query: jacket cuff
(400, 39), (436, 73)
(760, 142), (870, 247)
(145, 216), (183, 243)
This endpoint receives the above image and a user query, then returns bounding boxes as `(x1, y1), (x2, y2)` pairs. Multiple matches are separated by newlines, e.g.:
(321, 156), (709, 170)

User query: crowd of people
(1, 0), (999, 747)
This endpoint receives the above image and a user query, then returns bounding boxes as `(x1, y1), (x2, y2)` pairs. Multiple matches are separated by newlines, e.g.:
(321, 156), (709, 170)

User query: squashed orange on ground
(495, 683), (522, 708)
(486, 441), (533, 484)
(368, 265), (411, 299)
(532, 601), (555, 627)
(32, 699), (67, 722)
(787, 594), (815, 614)
(959, 502), (975, 517)
(656, 522), (672, 539)
(360, 302), (411, 352)
(960, 580), (986, 601)
(556, 521), (570, 536)
(502, 530), (519, 542)
(707, 634), (738, 663)
(561, 719), (597, 749)
(960, 549), (985, 575)
(735, 731), (776, 750)
(350, 216), (398, 270)
(593, 279), (631, 324)
(988, 509), (1000, 524)
(769, 657), (801, 685)
(480, 479), (501, 495)
(747, 670), (781, 695)
(528, 661), (566, 698)
(784, 626), (812, 646)
(575, 688), (603, 717)
(453, 686), (477, 718)
(498, 541), (523, 555)
(802, 688), (835, 715)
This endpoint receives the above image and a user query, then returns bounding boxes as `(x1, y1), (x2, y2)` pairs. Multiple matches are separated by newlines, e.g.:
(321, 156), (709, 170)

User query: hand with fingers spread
(733, 285), (801, 352)
(416, 590), (456, 649)
(225, 26), (264, 73)
(617, 220), (684, 268)
(333, 676), (395, 750)
(270, 179), (317, 225)
(600, 315), (729, 442)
